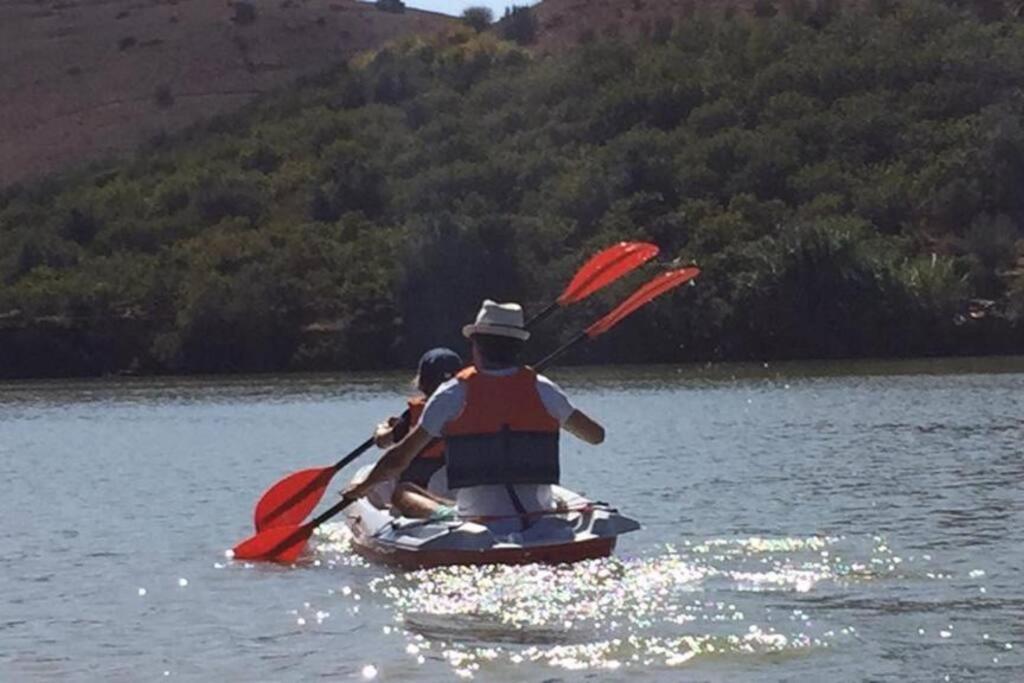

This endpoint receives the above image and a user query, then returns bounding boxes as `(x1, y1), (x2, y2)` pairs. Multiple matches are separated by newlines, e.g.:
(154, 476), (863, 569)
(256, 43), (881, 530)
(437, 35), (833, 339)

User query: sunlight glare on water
(306, 525), (917, 677)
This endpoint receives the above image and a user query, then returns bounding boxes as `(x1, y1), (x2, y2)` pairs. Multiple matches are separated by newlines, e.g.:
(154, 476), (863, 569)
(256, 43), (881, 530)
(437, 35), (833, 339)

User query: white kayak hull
(342, 470), (640, 570)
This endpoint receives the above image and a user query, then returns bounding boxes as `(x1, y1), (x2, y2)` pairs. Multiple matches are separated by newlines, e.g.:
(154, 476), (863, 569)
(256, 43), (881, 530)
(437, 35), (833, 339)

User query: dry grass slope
(0, 0), (453, 187)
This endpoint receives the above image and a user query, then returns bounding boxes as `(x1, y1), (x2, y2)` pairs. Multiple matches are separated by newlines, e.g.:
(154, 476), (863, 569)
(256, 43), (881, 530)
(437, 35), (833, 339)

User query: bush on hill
(376, 0), (406, 14)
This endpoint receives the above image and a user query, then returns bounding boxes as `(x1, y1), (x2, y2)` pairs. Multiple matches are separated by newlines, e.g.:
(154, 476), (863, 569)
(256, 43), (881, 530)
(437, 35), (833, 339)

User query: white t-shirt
(419, 367), (574, 518)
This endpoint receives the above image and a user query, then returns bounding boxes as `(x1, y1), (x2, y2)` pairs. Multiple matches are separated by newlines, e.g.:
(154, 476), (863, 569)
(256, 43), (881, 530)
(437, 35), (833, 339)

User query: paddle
(252, 433), (394, 532)
(534, 267), (702, 368)
(232, 265), (701, 563)
(525, 241), (660, 328)
(234, 497), (351, 565)
(250, 241), (659, 532)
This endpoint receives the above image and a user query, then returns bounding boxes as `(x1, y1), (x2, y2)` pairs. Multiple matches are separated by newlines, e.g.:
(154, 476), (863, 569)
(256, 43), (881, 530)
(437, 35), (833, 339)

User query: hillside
(2, 3), (1023, 378)
(522, 0), (1023, 50)
(529, 0), (758, 50)
(0, 0), (453, 187)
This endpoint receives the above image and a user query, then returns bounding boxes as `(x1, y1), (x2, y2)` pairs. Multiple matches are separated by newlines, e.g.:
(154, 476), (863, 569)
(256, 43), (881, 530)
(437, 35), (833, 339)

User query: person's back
(443, 365), (560, 491)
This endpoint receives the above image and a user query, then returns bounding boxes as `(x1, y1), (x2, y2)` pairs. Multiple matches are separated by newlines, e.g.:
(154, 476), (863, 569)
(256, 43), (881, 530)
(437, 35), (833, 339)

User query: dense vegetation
(2, 0), (1023, 377)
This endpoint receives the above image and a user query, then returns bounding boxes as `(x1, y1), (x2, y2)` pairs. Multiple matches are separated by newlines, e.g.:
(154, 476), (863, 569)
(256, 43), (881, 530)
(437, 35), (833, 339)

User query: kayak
(342, 468), (640, 570)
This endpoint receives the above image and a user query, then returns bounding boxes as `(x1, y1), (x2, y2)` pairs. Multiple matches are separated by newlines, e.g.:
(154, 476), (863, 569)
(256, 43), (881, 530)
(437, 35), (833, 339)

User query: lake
(1, 358), (1022, 681)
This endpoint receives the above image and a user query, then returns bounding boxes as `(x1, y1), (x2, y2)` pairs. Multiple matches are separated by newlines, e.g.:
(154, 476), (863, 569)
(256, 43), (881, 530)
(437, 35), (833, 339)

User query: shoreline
(3, 353), (1024, 386)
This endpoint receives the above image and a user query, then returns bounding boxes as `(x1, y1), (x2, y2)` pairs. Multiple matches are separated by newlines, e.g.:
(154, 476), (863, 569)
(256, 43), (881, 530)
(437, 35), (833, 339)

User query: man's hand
(342, 477), (375, 501)
(341, 426), (433, 500)
(373, 418), (398, 448)
(374, 417), (393, 448)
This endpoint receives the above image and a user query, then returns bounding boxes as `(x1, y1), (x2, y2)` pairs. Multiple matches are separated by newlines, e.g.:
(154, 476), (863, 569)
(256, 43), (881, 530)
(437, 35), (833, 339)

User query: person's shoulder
(532, 371), (575, 422)
(434, 377), (462, 396)
(534, 372), (571, 403)
(424, 377), (465, 410)
(420, 376), (466, 435)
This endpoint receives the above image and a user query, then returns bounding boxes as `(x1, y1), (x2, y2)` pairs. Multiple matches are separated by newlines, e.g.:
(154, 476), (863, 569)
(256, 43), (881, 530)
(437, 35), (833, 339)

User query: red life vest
(442, 366), (560, 489)
(407, 396), (445, 460)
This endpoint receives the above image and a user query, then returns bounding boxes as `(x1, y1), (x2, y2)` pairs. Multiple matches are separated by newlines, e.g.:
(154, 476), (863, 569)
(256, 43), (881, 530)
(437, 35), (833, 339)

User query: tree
(501, 6), (538, 45)
(462, 6), (494, 32)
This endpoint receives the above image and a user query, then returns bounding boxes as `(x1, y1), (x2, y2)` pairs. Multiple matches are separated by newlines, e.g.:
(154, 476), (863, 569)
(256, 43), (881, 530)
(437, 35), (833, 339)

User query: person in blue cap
(371, 348), (462, 518)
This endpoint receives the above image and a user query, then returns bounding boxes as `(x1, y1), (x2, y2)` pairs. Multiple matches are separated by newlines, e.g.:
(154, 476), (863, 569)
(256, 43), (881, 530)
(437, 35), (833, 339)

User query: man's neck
(478, 361), (518, 373)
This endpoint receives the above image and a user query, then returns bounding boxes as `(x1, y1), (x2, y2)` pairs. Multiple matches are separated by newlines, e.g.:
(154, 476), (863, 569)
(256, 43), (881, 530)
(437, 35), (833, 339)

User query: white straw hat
(462, 300), (530, 341)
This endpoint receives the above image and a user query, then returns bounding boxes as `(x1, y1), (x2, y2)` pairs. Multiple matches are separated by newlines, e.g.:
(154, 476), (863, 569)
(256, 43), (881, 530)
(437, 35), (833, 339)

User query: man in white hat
(344, 300), (605, 527)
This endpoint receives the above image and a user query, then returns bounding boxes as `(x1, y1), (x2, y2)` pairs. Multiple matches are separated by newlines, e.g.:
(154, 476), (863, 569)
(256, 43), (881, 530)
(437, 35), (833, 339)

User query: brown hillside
(0, 0), (453, 187)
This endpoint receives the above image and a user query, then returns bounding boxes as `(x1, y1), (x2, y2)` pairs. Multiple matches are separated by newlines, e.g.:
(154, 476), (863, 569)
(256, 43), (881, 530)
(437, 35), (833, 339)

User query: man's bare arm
(344, 427), (433, 499)
(563, 409), (605, 444)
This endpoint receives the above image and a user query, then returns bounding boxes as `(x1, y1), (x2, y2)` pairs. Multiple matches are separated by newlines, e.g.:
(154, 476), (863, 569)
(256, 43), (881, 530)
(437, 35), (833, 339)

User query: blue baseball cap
(417, 347), (463, 391)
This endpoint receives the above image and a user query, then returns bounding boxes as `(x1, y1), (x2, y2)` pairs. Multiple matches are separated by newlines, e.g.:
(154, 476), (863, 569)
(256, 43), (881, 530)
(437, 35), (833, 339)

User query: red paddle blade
(254, 467), (335, 532)
(557, 242), (659, 305)
(232, 524), (314, 563)
(586, 267), (700, 338)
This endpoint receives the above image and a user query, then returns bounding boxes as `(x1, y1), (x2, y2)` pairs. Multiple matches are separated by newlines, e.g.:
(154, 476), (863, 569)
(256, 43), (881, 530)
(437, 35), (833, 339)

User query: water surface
(1, 358), (1022, 681)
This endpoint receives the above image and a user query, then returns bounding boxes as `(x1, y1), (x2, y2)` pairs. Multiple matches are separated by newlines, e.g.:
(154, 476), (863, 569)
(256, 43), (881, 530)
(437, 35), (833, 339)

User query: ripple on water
(307, 526), (870, 677)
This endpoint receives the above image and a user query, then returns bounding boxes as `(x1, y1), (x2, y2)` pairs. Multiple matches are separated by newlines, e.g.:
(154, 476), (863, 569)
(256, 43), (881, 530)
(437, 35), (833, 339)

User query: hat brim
(462, 323), (530, 341)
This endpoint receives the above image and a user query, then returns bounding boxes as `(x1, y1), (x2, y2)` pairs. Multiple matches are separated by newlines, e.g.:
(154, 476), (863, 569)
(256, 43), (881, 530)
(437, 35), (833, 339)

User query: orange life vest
(442, 366), (560, 489)
(407, 396), (445, 460)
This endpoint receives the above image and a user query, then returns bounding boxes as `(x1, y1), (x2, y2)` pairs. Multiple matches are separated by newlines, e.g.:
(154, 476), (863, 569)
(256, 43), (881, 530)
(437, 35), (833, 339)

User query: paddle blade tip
(231, 525), (312, 563)
(585, 266), (701, 338)
(557, 241), (660, 305)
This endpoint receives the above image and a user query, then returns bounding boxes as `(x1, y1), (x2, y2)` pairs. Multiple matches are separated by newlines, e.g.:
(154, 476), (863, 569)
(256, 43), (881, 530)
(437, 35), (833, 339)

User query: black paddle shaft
(332, 408), (412, 471)
(264, 497), (358, 559)
(525, 301), (560, 330)
(258, 410), (412, 529)
(533, 332), (588, 371)
(310, 496), (356, 528)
